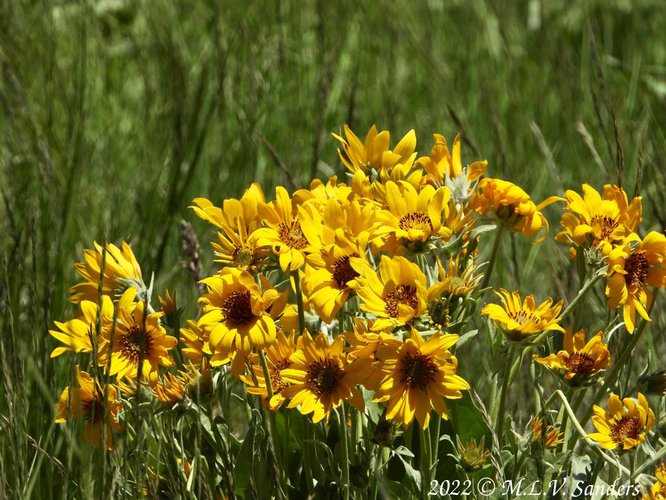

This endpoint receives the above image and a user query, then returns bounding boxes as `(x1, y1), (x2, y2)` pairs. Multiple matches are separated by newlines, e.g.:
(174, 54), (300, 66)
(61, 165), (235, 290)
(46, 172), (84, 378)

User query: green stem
(495, 348), (516, 445)
(480, 224), (505, 290)
(292, 270), (306, 335)
(339, 404), (350, 500)
(419, 425), (432, 495)
(258, 350), (284, 494)
(431, 416), (441, 471)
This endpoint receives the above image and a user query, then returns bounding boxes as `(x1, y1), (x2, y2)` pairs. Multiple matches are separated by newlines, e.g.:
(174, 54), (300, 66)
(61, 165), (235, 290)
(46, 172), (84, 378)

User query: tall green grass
(1, 0), (666, 497)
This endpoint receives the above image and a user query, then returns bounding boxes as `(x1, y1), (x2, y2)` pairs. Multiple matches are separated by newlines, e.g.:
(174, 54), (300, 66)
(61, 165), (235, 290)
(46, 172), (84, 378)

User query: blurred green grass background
(2, 0), (666, 497)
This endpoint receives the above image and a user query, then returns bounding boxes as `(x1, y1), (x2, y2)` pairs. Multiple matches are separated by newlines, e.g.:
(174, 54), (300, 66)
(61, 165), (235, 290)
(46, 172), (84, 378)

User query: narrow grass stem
(495, 348), (516, 445)
(339, 404), (351, 500)
(480, 224), (504, 290)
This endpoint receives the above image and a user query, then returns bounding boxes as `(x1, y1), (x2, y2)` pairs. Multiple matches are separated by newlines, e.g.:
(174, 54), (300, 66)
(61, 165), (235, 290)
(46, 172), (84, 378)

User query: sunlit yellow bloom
(302, 235), (366, 323)
(429, 256), (482, 300)
(70, 241), (144, 303)
(418, 133), (487, 204)
(180, 318), (210, 363)
(252, 186), (314, 271)
(374, 181), (451, 251)
(556, 184), (642, 255)
(470, 178), (562, 242)
(199, 270), (281, 372)
(606, 231), (666, 333)
(644, 462), (666, 499)
(102, 288), (177, 384)
(158, 289), (181, 329)
(50, 296), (114, 358)
(587, 393), (654, 451)
(373, 329), (469, 429)
(350, 256), (428, 331)
(191, 183), (266, 270)
(344, 320), (399, 391)
(293, 176), (353, 208)
(240, 331), (297, 410)
(55, 366), (123, 450)
(333, 124), (417, 175)
(530, 416), (564, 448)
(481, 289), (564, 343)
(533, 327), (610, 385)
(281, 331), (365, 423)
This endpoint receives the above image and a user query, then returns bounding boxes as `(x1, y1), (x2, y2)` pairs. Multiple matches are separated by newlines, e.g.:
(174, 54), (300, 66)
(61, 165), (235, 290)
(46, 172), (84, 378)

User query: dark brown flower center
(566, 353), (596, 374)
(121, 325), (149, 364)
(306, 358), (344, 396)
(398, 211), (433, 233)
(610, 415), (641, 445)
(82, 396), (106, 424)
(399, 352), (438, 390)
(332, 254), (359, 289)
(590, 215), (620, 240)
(625, 251), (649, 289)
(385, 285), (419, 318)
(278, 221), (309, 250)
(222, 290), (256, 325)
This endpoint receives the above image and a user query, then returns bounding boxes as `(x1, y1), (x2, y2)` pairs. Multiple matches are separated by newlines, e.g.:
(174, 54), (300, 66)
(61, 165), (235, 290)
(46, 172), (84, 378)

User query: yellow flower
(605, 231), (666, 333)
(530, 416), (564, 448)
(199, 269), (281, 370)
(154, 361), (211, 404)
(70, 241), (144, 303)
(373, 329), (470, 429)
(102, 288), (177, 384)
(252, 186), (314, 271)
(332, 124), (417, 175)
(418, 133), (487, 204)
(158, 289), (181, 329)
(49, 296), (114, 358)
(374, 181), (451, 251)
(556, 184), (642, 255)
(344, 320), (400, 391)
(240, 331), (297, 410)
(350, 255), (428, 331)
(191, 183), (266, 270)
(302, 235), (366, 323)
(293, 176), (353, 208)
(644, 462), (666, 499)
(533, 327), (610, 385)
(470, 178), (562, 242)
(281, 331), (365, 423)
(55, 366), (123, 450)
(587, 393), (654, 451)
(481, 289), (564, 343)
(457, 438), (490, 472)
(180, 318), (210, 363)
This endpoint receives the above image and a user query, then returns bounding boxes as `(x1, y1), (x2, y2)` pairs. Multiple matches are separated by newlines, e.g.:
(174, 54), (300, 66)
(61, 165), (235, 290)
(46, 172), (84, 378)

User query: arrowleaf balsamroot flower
(55, 366), (123, 450)
(240, 330), (297, 410)
(556, 183), (642, 256)
(70, 241), (144, 303)
(102, 288), (177, 385)
(374, 180), (451, 252)
(530, 416), (564, 449)
(481, 289), (564, 343)
(645, 462), (666, 499)
(470, 178), (562, 242)
(253, 186), (314, 272)
(605, 231), (666, 333)
(191, 183), (266, 270)
(50, 295), (114, 358)
(199, 269), (282, 370)
(302, 235), (366, 323)
(373, 329), (469, 429)
(333, 124), (417, 175)
(587, 393), (654, 451)
(350, 255), (428, 331)
(281, 331), (365, 423)
(533, 327), (610, 386)
(418, 133), (487, 204)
